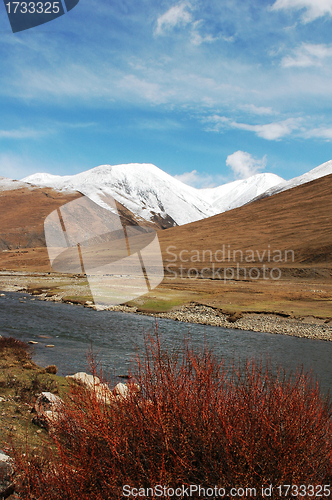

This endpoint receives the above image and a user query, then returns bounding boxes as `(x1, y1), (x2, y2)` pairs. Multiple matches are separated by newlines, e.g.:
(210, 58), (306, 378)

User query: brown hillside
(158, 173), (332, 272)
(0, 187), (82, 251)
(0, 185), (162, 271)
(1, 173), (332, 276)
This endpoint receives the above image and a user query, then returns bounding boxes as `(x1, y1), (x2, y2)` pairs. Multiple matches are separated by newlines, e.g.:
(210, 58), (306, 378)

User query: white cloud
(234, 118), (299, 140)
(241, 104), (275, 115)
(304, 127), (332, 139)
(226, 151), (267, 179)
(207, 114), (332, 141)
(281, 43), (332, 67)
(118, 75), (170, 104)
(270, 0), (332, 23)
(190, 21), (220, 46)
(206, 115), (299, 140)
(174, 170), (225, 188)
(155, 2), (193, 35)
(190, 31), (218, 46)
(0, 127), (45, 139)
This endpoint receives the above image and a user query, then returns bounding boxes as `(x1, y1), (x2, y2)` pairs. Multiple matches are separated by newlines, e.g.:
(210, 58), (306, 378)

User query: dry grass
(0, 336), (69, 453)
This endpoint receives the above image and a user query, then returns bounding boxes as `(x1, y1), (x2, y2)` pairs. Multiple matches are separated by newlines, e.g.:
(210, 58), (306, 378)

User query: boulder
(113, 382), (129, 398)
(66, 372), (114, 404)
(32, 391), (64, 430)
(66, 372), (100, 388)
(0, 451), (14, 499)
(95, 383), (115, 404)
(65, 372), (140, 404)
(113, 382), (140, 399)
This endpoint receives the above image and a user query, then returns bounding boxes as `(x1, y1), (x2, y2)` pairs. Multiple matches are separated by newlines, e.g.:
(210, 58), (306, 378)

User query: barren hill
(158, 172), (332, 274)
(0, 184), (160, 271)
(1, 172), (332, 277)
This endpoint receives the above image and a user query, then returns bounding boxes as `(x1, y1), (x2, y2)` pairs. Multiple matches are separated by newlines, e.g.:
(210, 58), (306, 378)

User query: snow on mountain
(200, 173), (284, 213)
(22, 163), (285, 226)
(257, 159), (332, 199)
(0, 176), (31, 192)
(21, 163), (286, 226)
(22, 164), (215, 226)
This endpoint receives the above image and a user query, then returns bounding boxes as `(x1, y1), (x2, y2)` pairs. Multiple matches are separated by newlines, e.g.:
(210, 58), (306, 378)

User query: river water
(1, 291), (332, 394)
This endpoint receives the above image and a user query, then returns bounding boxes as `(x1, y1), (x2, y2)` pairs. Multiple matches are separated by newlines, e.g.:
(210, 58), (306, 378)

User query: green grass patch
(134, 297), (188, 313)
(62, 295), (94, 305)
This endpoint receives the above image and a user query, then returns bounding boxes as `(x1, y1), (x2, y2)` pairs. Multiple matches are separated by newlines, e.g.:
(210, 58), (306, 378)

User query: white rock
(33, 392), (64, 430)
(0, 450), (13, 496)
(113, 382), (129, 398)
(113, 382), (140, 399)
(66, 372), (100, 388)
(0, 451), (12, 466)
(95, 383), (115, 404)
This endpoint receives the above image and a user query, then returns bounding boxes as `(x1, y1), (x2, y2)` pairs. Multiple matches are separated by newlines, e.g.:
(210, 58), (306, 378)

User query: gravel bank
(1, 272), (332, 342)
(147, 304), (332, 341)
(92, 303), (332, 342)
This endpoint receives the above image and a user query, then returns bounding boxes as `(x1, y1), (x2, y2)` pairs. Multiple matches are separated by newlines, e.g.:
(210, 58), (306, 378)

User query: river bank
(1, 271), (332, 342)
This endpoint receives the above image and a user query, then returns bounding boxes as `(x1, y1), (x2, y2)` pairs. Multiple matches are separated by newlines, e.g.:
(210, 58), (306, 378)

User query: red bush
(13, 328), (332, 499)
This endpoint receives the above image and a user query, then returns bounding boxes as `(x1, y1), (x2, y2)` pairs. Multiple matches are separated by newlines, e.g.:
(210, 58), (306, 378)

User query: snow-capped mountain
(200, 173), (284, 213)
(0, 176), (31, 192)
(256, 159), (332, 199)
(21, 163), (283, 226)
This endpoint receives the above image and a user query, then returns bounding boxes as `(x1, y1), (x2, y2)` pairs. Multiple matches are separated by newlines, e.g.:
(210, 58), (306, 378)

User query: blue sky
(0, 0), (332, 187)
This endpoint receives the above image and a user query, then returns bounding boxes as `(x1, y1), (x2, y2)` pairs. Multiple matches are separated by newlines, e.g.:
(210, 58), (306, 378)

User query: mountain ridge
(21, 163), (284, 226)
(252, 159), (332, 202)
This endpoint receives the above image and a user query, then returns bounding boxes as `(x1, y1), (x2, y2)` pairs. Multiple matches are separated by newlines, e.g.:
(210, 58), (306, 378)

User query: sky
(0, 0), (332, 188)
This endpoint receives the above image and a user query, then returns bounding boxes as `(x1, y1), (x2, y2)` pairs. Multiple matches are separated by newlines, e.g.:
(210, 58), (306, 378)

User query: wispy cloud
(206, 115), (300, 140)
(270, 0), (332, 23)
(240, 104), (275, 115)
(234, 118), (300, 140)
(190, 20), (220, 46)
(0, 127), (46, 139)
(281, 43), (332, 67)
(155, 2), (193, 35)
(304, 127), (332, 139)
(118, 75), (171, 104)
(226, 151), (267, 179)
(154, 3), (222, 46)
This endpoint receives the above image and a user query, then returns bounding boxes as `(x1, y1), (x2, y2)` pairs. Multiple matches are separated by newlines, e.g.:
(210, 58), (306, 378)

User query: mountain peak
(19, 160), (331, 226)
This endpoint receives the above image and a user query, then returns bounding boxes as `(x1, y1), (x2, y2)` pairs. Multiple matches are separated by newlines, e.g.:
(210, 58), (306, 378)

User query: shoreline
(1, 272), (332, 342)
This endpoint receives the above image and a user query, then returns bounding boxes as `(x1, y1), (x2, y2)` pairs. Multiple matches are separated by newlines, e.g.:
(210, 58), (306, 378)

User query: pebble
(139, 304), (332, 342)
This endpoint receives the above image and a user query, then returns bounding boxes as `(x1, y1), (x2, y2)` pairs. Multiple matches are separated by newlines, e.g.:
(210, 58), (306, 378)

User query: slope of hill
(0, 180), (82, 253)
(0, 177), (164, 270)
(22, 163), (284, 226)
(158, 172), (332, 270)
(1, 172), (332, 320)
(256, 159), (332, 200)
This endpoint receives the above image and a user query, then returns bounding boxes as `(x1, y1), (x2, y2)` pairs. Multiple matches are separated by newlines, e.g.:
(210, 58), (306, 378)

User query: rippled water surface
(1, 291), (332, 394)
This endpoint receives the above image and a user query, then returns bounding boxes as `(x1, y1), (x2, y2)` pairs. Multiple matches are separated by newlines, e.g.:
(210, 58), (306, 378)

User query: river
(1, 291), (332, 394)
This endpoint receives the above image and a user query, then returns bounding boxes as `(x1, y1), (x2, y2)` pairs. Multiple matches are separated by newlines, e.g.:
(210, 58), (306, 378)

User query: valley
(1, 162), (332, 340)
